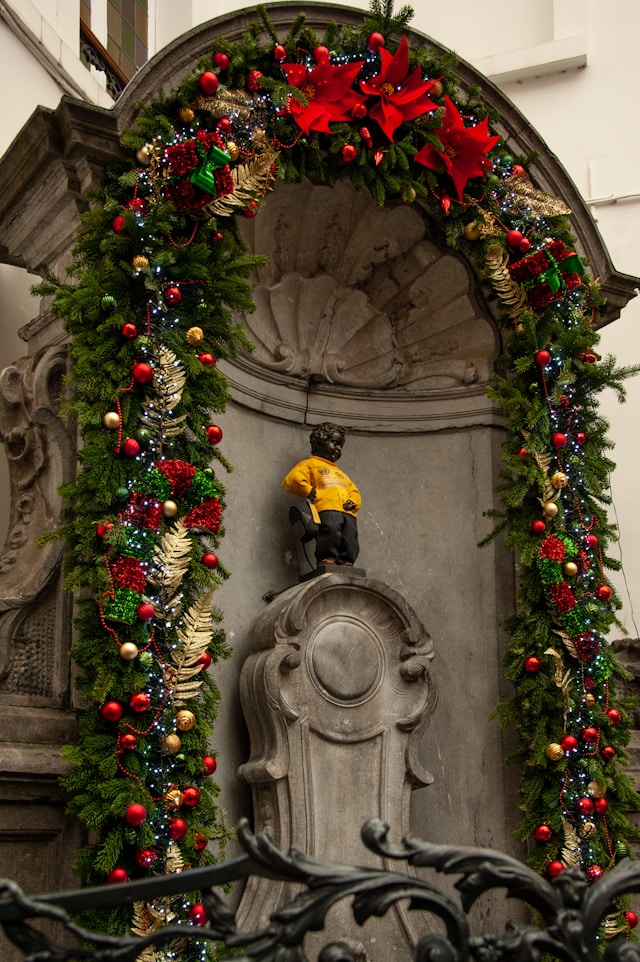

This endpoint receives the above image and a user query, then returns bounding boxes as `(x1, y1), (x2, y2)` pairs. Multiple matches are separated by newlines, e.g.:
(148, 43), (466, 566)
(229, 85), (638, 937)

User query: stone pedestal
(237, 572), (436, 960)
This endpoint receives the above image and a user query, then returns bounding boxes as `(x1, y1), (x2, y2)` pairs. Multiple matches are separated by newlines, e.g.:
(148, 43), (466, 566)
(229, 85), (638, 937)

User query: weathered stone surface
(237, 572), (436, 959)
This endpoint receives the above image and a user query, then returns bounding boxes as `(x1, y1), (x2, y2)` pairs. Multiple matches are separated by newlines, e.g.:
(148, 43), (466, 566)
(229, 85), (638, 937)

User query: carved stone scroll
(237, 572), (437, 960)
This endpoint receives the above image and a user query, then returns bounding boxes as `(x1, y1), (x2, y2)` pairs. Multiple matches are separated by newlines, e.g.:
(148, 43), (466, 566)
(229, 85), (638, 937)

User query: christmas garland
(37, 0), (640, 951)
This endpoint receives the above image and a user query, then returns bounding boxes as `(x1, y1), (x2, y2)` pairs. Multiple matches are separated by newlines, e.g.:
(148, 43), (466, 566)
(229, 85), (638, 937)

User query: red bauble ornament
(594, 797), (609, 815)
(524, 656), (541, 673)
(313, 45), (330, 62)
(584, 533), (598, 549)
(194, 832), (208, 851)
(341, 144), (357, 163)
(101, 700), (123, 722)
(626, 911), (639, 929)
(120, 733), (137, 751)
(112, 214), (126, 233)
(534, 824), (552, 842)
(216, 117), (232, 135)
(199, 71), (219, 95)
(606, 708), (621, 725)
(125, 802), (147, 826)
(189, 903), (208, 926)
(506, 229), (524, 248)
(367, 31), (385, 52)
(531, 519), (546, 535)
(202, 755), (217, 775)
(352, 102), (367, 119)
(582, 727), (598, 743)
(535, 349), (551, 367)
(168, 817), (188, 840)
(182, 787), (201, 808)
(123, 438), (141, 457)
(130, 692), (151, 713)
(107, 867), (128, 884)
(560, 734), (579, 752)
(547, 860), (565, 878)
(552, 433), (567, 450)
(202, 553), (218, 570)
(242, 200), (258, 218)
(577, 797), (594, 815)
(518, 237), (532, 254)
(136, 847), (158, 868)
(601, 745), (615, 761)
(164, 285), (182, 306)
(128, 198), (145, 211)
(587, 864), (604, 881)
(596, 584), (612, 602)
(122, 322), (138, 339)
(199, 352), (216, 367)
(206, 425), (223, 444)
(518, 447), (527, 457)
(212, 231), (224, 242)
(246, 70), (263, 92)
(137, 602), (155, 623)
(96, 521), (114, 538)
(274, 44), (287, 62)
(575, 432), (587, 446)
(197, 651), (212, 669)
(133, 361), (153, 384)
(213, 52), (229, 71)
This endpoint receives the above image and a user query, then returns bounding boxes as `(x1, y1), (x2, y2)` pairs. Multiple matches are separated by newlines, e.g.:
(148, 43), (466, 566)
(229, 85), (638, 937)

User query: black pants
(316, 511), (359, 565)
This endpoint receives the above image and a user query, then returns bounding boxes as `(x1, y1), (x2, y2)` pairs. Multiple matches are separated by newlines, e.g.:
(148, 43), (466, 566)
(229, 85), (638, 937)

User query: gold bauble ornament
(430, 80), (443, 98)
(551, 471), (568, 489)
(136, 145), (152, 165)
(163, 500), (179, 518)
(179, 106), (195, 123)
(546, 743), (564, 761)
(103, 411), (120, 429)
(587, 780), (605, 799)
(564, 562), (578, 577)
(226, 141), (240, 161)
(164, 786), (184, 810)
(464, 222), (481, 241)
(581, 821), (597, 838)
(175, 709), (196, 731)
(161, 733), (182, 755)
(132, 254), (149, 271)
(186, 326), (205, 346)
(583, 693), (596, 707)
(542, 501), (558, 518)
(119, 642), (139, 661)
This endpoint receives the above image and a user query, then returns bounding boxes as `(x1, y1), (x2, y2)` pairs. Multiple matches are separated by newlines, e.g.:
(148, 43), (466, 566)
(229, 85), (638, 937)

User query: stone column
(237, 571), (436, 961)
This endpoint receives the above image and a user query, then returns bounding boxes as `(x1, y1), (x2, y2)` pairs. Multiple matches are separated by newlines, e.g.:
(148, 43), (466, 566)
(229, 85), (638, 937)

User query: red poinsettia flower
(282, 58), (364, 135)
(414, 95), (501, 199)
(359, 35), (439, 142)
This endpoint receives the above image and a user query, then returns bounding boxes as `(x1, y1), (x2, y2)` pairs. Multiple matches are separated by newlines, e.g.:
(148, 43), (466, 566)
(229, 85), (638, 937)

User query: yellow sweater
(282, 456), (361, 517)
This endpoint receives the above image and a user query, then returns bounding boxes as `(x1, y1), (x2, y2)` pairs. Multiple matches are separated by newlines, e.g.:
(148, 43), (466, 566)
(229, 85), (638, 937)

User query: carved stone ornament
(237, 571), (436, 959)
(227, 177), (500, 431)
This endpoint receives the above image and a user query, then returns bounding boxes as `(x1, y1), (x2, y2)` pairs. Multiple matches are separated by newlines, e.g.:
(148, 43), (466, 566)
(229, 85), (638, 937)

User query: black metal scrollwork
(0, 818), (637, 961)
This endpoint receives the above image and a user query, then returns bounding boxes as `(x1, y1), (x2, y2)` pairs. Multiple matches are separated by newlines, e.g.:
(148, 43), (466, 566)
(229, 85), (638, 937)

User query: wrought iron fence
(1, 817), (639, 962)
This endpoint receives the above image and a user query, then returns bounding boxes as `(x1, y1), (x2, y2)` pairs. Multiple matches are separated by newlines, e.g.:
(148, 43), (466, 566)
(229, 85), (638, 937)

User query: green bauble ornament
(101, 295), (117, 311)
(115, 487), (130, 503)
(136, 428), (152, 445)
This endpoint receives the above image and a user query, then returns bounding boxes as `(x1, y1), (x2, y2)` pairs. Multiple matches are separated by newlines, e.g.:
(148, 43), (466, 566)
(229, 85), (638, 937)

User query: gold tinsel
(197, 141), (279, 220)
(147, 520), (193, 596)
(141, 346), (188, 454)
(165, 591), (215, 706)
(195, 88), (254, 121)
(561, 816), (582, 867)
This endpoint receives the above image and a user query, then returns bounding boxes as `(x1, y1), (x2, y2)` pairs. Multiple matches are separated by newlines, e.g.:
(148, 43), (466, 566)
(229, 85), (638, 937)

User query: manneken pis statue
(282, 422), (361, 566)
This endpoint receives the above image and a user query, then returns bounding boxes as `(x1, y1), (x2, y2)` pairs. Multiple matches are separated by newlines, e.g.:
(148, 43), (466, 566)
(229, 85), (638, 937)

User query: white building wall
(0, 0), (638, 635)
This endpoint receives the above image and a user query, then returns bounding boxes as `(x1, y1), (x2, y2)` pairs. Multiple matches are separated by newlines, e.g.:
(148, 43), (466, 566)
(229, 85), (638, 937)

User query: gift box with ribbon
(163, 130), (234, 212)
(508, 239), (584, 309)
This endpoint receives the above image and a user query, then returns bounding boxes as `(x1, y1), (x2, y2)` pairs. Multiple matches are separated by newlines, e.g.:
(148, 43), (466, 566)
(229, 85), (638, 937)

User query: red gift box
(508, 239), (583, 309)
(163, 130), (234, 212)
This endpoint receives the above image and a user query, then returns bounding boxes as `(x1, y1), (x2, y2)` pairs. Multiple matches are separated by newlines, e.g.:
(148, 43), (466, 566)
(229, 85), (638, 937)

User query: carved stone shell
(236, 177), (497, 393)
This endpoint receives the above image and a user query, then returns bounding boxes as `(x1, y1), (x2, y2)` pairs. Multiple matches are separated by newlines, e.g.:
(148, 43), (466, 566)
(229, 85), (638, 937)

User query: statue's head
(310, 422), (346, 463)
